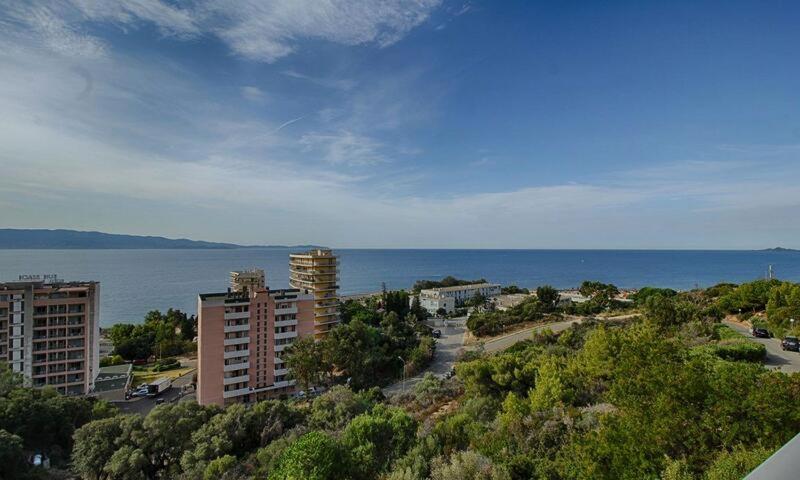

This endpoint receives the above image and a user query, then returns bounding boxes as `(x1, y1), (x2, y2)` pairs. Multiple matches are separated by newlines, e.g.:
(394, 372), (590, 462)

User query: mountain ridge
(0, 229), (319, 250)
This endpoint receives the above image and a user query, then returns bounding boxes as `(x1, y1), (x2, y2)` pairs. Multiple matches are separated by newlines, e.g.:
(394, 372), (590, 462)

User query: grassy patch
(131, 365), (194, 386)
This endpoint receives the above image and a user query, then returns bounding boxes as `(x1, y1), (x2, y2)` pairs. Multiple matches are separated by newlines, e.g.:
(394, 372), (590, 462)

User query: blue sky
(1, 0), (799, 248)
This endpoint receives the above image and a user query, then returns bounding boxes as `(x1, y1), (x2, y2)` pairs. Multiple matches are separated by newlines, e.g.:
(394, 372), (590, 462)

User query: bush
(100, 354), (125, 367)
(152, 357), (180, 372)
(711, 340), (766, 363)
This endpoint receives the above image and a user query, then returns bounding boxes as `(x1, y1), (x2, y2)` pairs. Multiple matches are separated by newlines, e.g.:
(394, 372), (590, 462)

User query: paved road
(476, 317), (585, 354)
(384, 322), (466, 396)
(723, 320), (800, 374)
(114, 369), (196, 415)
(384, 317), (590, 396)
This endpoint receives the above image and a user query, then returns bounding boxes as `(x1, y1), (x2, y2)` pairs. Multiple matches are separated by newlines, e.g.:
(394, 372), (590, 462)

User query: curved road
(383, 317), (585, 396)
(723, 320), (800, 374)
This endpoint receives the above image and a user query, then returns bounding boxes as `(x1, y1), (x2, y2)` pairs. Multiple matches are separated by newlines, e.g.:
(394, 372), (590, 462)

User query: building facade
(288, 249), (339, 338)
(230, 269), (265, 293)
(419, 283), (502, 314)
(0, 277), (100, 395)
(197, 271), (315, 406)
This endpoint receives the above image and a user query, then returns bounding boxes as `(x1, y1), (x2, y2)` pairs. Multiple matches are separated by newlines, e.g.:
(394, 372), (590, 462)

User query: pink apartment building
(0, 276), (100, 395)
(197, 271), (315, 406)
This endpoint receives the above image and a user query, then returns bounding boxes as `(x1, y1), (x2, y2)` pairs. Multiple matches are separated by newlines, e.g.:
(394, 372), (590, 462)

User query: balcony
(224, 310), (250, 321)
(223, 349), (249, 359)
(223, 374), (250, 385)
(274, 368), (289, 377)
(224, 361), (249, 372)
(275, 319), (298, 329)
(274, 331), (297, 341)
(224, 323), (249, 333)
(222, 386), (251, 399)
(274, 306), (298, 315)
(224, 336), (250, 347)
(274, 344), (291, 353)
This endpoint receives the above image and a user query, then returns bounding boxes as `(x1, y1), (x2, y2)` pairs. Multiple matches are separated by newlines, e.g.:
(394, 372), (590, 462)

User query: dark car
(432, 329), (442, 339)
(752, 327), (771, 338)
(781, 336), (799, 352)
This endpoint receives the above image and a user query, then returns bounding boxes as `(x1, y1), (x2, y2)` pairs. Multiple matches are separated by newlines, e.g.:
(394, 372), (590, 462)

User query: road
(477, 317), (585, 354)
(383, 317), (588, 396)
(114, 369), (196, 415)
(383, 322), (466, 396)
(723, 320), (800, 374)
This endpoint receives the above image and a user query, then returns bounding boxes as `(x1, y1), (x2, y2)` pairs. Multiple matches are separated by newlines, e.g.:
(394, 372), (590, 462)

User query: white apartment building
(419, 283), (501, 314)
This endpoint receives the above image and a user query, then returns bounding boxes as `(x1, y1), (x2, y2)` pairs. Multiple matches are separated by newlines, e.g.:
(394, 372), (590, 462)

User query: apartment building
(288, 248), (339, 338)
(197, 270), (315, 406)
(0, 276), (100, 395)
(419, 283), (502, 314)
(230, 269), (265, 293)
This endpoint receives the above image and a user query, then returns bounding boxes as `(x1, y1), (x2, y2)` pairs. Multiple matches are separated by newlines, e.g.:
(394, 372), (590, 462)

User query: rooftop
(421, 283), (501, 293)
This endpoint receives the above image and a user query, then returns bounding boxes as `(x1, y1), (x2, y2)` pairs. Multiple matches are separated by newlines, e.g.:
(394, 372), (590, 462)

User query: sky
(1, 0), (799, 249)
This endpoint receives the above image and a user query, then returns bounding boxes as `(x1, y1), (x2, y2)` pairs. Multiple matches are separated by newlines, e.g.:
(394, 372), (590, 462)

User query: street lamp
(397, 356), (406, 394)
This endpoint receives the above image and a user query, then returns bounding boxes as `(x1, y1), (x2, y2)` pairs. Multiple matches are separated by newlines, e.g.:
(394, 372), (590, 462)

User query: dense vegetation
(62, 291), (797, 480)
(0, 364), (118, 478)
(106, 309), (196, 361)
(5, 279), (800, 479)
(285, 295), (434, 391)
(715, 279), (800, 337)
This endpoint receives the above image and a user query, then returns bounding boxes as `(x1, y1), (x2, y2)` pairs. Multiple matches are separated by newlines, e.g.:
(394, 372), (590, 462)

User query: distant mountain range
(761, 247), (799, 252)
(0, 229), (320, 250)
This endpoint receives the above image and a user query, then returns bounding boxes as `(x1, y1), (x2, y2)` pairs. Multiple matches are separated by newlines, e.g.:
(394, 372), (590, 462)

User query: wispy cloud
(281, 69), (356, 91)
(300, 131), (387, 166)
(273, 116), (305, 133)
(8, 0), (443, 63)
(240, 85), (267, 103)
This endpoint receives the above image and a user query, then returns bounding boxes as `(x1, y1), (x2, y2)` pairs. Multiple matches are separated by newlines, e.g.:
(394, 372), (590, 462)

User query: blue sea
(0, 249), (798, 327)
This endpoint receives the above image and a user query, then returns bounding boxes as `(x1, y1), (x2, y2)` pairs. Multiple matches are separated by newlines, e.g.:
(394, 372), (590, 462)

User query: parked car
(155, 398), (166, 405)
(432, 329), (442, 339)
(752, 327), (771, 338)
(131, 388), (149, 397)
(781, 336), (800, 352)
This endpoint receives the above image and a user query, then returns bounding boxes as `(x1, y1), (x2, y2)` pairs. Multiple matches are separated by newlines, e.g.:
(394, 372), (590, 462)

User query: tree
(308, 386), (374, 430)
(467, 293), (488, 308)
(284, 337), (325, 391)
(73, 416), (129, 480)
(385, 291), (411, 319)
(0, 429), (26, 479)
(410, 295), (428, 322)
(430, 450), (510, 480)
(341, 405), (417, 480)
(705, 446), (773, 480)
(501, 285), (529, 295)
(203, 455), (237, 480)
(271, 432), (350, 480)
(535, 285), (559, 311)
(529, 356), (564, 411)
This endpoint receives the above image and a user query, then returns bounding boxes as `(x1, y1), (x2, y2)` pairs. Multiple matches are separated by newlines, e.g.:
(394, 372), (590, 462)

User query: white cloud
(240, 85), (266, 103)
(2, 0), (442, 62)
(2, 3), (107, 58)
(67, 0), (199, 36)
(200, 0), (443, 62)
(300, 131), (387, 166)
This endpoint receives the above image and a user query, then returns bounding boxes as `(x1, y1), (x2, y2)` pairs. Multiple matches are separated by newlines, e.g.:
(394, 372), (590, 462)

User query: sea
(1, 249), (798, 327)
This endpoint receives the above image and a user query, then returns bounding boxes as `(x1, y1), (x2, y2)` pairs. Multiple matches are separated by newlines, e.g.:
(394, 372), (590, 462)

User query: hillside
(0, 229), (315, 249)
